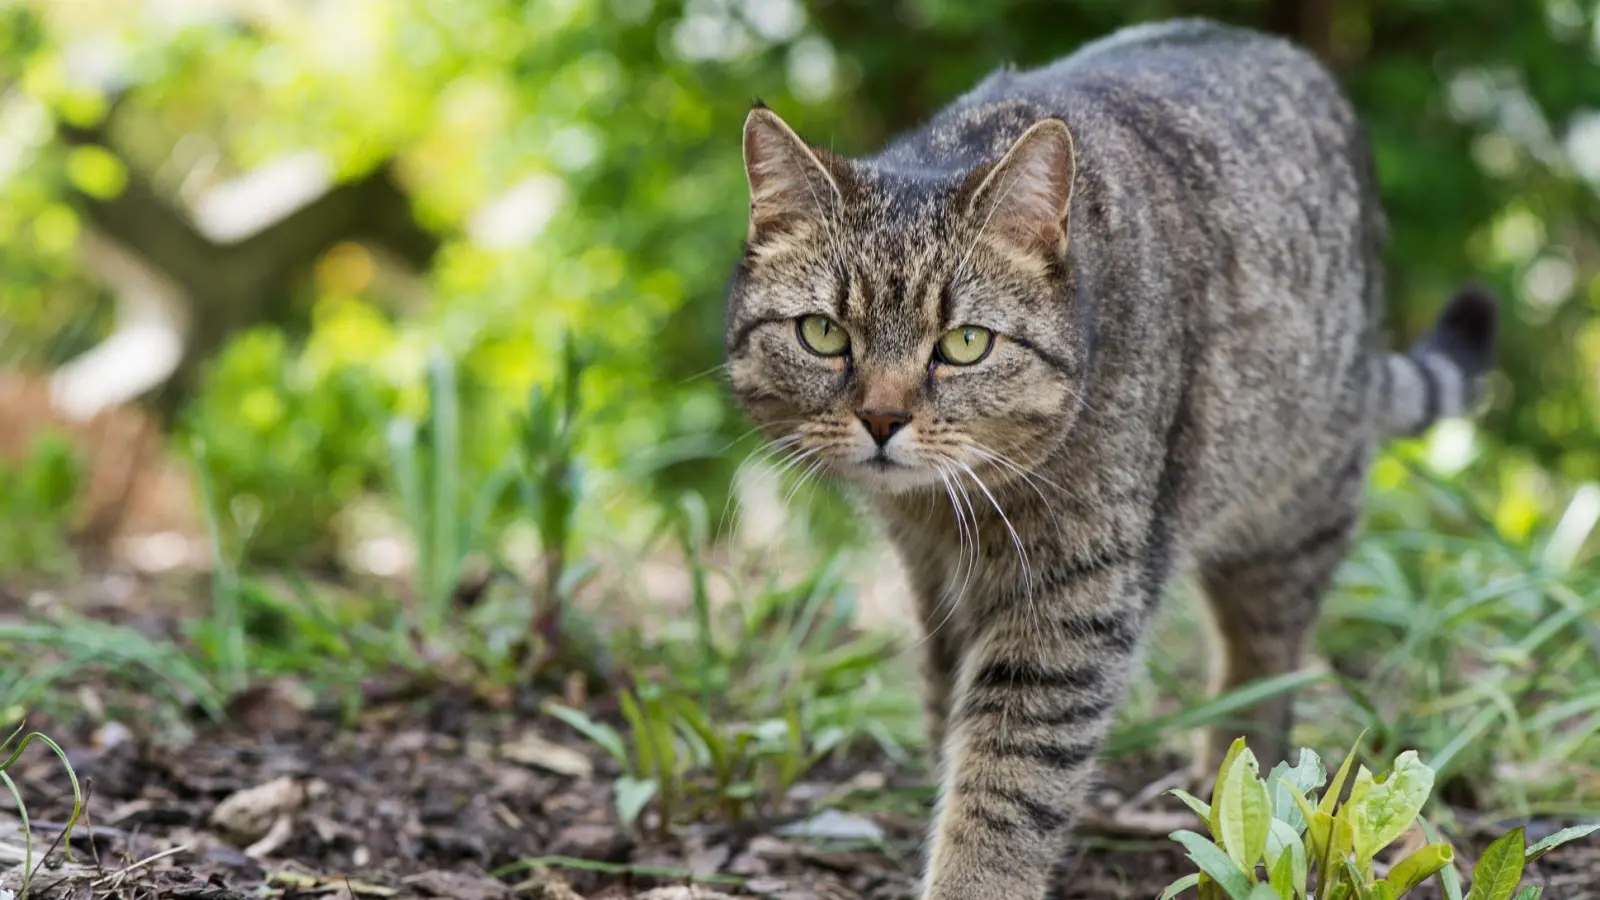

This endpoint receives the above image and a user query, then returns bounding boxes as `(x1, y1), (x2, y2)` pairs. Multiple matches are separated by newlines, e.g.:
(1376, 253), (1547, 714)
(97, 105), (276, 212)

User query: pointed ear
(966, 118), (1076, 251)
(742, 106), (843, 240)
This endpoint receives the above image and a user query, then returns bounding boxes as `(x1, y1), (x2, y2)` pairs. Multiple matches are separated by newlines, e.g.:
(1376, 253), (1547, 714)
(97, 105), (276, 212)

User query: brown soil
(3, 576), (1597, 900)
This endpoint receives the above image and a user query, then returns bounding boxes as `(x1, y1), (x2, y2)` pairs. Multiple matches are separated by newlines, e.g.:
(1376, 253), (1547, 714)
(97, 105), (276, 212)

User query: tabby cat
(723, 19), (1496, 900)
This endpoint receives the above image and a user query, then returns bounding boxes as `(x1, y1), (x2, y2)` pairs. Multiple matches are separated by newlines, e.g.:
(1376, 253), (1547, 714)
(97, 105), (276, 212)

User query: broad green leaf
(1210, 737), (1250, 841)
(1169, 788), (1213, 827)
(1387, 842), (1455, 896)
(1464, 828), (1525, 900)
(1268, 848), (1295, 900)
(1267, 748), (1326, 833)
(1171, 830), (1255, 900)
(1523, 823), (1600, 863)
(1368, 881), (1397, 900)
(1218, 747), (1271, 871)
(1510, 888), (1541, 900)
(1348, 752), (1436, 866)
(1290, 789), (1323, 856)
(1247, 885), (1279, 900)
(1160, 874), (1202, 900)
(1266, 819), (1307, 899)
(613, 776), (658, 826)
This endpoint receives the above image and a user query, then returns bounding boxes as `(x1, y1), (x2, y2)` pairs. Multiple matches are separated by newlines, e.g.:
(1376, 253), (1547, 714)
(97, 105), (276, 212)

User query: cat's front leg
(920, 556), (1148, 900)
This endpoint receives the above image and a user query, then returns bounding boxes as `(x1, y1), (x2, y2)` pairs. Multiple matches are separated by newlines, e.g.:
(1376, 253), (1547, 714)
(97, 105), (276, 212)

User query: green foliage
(545, 682), (858, 836)
(1162, 737), (1598, 900)
(0, 431), (80, 574)
(1317, 450), (1600, 809)
(181, 342), (599, 706)
(0, 722), (83, 899)
(546, 550), (918, 833)
(181, 326), (400, 565)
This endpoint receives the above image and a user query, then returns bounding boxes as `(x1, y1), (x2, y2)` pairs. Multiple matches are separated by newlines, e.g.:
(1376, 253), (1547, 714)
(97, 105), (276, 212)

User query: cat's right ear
(742, 106), (843, 241)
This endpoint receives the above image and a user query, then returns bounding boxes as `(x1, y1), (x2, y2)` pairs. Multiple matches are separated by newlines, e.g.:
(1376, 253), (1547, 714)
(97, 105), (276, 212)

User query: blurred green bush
(0, 0), (1595, 563)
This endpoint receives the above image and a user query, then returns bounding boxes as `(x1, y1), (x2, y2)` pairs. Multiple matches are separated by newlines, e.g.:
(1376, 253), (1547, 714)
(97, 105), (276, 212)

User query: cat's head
(725, 106), (1090, 496)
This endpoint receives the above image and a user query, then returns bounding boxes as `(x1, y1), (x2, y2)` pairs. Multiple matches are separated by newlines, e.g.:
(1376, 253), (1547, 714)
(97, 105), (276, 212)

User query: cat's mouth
(842, 453), (944, 494)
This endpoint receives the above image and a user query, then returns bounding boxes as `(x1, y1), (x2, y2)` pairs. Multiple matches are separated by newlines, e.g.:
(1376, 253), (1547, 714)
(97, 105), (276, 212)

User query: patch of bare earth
(3, 578), (1597, 899)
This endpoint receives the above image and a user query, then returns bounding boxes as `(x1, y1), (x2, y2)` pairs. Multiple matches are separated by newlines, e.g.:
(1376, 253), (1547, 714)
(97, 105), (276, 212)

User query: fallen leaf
(500, 731), (595, 778)
(774, 809), (885, 842)
(210, 777), (306, 846)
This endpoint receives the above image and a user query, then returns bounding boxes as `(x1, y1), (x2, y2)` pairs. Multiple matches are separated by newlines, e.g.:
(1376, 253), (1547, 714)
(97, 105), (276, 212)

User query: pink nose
(858, 409), (911, 446)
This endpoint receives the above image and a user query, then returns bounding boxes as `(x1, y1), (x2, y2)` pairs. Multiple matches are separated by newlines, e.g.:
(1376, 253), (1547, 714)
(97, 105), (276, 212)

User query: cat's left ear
(966, 118), (1076, 252)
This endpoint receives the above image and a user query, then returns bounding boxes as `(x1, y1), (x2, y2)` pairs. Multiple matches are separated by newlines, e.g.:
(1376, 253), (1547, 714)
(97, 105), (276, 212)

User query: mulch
(4, 574), (1598, 900)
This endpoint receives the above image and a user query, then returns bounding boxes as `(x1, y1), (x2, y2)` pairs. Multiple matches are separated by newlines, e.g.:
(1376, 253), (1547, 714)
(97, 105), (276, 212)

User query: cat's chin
(839, 459), (947, 496)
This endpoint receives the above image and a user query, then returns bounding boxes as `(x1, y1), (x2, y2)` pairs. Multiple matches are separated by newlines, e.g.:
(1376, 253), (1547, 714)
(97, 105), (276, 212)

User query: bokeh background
(3, 0), (1599, 569)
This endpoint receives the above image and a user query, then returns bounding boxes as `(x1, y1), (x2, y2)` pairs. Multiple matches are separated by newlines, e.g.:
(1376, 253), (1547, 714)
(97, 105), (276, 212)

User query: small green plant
(544, 684), (847, 836)
(1161, 736), (1600, 900)
(1, 721), (83, 899)
(0, 431), (80, 575)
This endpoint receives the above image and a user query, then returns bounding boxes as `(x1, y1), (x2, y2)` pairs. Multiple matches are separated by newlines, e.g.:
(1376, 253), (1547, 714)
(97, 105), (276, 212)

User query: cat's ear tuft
(742, 107), (842, 240)
(967, 118), (1076, 251)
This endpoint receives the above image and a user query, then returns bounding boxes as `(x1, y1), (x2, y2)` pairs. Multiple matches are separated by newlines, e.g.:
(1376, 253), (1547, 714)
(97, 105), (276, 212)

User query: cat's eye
(935, 325), (994, 366)
(796, 315), (850, 356)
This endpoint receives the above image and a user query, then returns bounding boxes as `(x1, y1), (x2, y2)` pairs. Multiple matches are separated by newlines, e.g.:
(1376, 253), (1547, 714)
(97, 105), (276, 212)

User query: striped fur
(723, 19), (1496, 900)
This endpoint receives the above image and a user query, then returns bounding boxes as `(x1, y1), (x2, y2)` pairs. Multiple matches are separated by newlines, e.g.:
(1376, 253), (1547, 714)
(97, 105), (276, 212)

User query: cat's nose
(858, 409), (912, 446)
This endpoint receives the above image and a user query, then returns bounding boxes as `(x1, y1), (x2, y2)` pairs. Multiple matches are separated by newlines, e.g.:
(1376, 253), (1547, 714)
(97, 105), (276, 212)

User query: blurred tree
(0, 0), (1595, 562)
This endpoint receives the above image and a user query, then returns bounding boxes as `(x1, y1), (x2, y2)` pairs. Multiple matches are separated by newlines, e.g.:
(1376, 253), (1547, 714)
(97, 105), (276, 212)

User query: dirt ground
(4, 574), (1599, 900)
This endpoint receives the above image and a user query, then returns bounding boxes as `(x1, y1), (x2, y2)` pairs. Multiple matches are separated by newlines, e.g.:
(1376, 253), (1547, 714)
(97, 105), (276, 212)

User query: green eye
(796, 315), (850, 356)
(936, 325), (995, 365)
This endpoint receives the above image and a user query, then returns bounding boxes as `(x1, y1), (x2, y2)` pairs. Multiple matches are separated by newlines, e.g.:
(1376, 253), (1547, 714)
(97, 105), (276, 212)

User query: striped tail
(1378, 284), (1499, 439)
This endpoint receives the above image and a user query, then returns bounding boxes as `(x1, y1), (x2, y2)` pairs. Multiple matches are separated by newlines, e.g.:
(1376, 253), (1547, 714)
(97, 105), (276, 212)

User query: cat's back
(873, 19), (1364, 183)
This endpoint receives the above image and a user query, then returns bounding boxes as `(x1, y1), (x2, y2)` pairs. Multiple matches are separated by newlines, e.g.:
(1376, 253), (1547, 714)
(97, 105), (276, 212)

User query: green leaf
(1268, 848), (1295, 900)
(1217, 746), (1271, 871)
(543, 703), (628, 768)
(1171, 830), (1256, 900)
(1348, 751), (1436, 866)
(1523, 823), (1600, 863)
(1418, 817), (1464, 900)
(1247, 885), (1279, 900)
(1210, 737), (1249, 841)
(1267, 748), (1326, 832)
(1169, 788), (1213, 827)
(1266, 819), (1307, 899)
(1368, 881), (1397, 900)
(613, 776), (658, 826)
(1290, 790), (1323, 857)
(1160, 873), (1202, 900)
(1510, 887), (1541, 900)
(1321, 738), (1365, 818)
(1464, 827), (1526, 900)
(1387, 842), (1455, 896)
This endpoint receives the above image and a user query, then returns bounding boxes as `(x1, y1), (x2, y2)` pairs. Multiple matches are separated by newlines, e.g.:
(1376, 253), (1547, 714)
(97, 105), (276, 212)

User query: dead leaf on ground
(211, 776), (308, 846)
(500, 731), (595, 778)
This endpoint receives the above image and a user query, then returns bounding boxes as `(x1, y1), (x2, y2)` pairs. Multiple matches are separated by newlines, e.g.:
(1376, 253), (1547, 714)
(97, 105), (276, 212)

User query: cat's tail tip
(1377, 283), (1499, 439)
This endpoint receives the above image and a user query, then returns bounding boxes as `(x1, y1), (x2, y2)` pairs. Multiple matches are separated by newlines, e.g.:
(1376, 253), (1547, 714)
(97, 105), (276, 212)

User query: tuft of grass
(0, 722), (83, 899)
(1315, 456), (1600, 813)
(546, 527), (920, 833)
